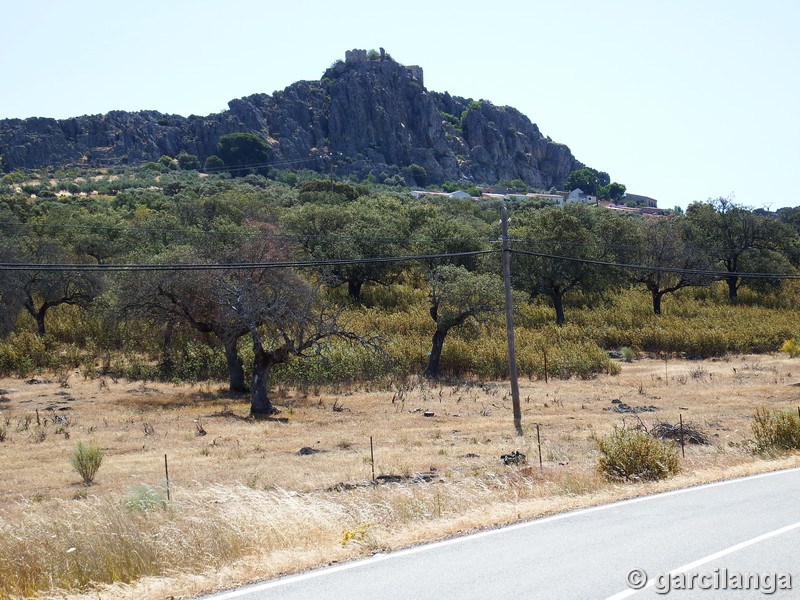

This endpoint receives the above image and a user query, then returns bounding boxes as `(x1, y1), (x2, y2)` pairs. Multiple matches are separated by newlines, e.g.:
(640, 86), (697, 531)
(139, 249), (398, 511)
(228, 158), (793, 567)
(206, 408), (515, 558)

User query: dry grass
(1, 354), (799, 599)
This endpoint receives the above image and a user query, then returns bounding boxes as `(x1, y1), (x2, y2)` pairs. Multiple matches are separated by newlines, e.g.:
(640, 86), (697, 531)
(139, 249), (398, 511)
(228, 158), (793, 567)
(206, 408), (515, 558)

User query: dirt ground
(2, 353), (798, 501)
(1, 353), (799, 598)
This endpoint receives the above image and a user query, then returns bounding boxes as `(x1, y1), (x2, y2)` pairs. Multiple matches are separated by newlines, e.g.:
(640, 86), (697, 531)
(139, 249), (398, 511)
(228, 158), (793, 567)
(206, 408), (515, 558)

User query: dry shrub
(595, 426), (681, 482)
(650, 420), (710, 445)
(751, 407), (800, 452)
(554, 471), (606, 496)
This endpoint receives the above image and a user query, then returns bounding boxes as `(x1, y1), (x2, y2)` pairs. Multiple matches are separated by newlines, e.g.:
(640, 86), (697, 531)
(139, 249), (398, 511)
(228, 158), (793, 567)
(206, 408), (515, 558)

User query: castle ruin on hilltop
(345, 48), (424, 86)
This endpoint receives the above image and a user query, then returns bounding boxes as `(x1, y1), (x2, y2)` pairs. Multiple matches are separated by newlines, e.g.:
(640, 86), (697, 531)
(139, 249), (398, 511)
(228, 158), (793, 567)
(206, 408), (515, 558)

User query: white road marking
(604, 519), (800, 599)
(205, 467), (800, 599)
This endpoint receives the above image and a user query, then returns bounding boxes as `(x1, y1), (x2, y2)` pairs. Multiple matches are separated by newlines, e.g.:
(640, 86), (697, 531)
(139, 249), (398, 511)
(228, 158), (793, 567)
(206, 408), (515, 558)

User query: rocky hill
(0, 49), (584, 188)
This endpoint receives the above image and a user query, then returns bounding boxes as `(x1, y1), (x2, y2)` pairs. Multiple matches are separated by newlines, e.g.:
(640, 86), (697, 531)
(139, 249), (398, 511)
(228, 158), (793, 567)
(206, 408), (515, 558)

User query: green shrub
(779, 337), (800, 358)
(0, 331), (52, 376)
(123, 358), (158, 381)
(751, 407), (800, 452)
(441, 113), (462, 132)
(69, 442), (104, 485)
(176, 152), (201, 170)
(204, 155), (225, 172)
(217, 133), (269, 176)
(158, 155), (177, 170)
(123, 484), (168, 512)
(595, 426), (680, 482)
(403, 164), (427, 186)
(620, 346), (636, 362)
(159, 341), (227, 383)
(2, 170), (27, 184)
(466, 186), (482, 197)
(276, 170), (298, 186)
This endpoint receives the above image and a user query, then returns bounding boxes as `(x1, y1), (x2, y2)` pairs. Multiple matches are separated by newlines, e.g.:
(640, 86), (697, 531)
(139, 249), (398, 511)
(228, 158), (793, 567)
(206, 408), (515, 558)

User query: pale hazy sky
(2, 0), (798, 210)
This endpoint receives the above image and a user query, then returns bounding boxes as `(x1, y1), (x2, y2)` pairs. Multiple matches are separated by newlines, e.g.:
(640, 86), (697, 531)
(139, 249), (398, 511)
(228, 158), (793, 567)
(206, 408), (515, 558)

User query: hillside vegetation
(3, 166), (800, 598)
(2, 167), (800, 407)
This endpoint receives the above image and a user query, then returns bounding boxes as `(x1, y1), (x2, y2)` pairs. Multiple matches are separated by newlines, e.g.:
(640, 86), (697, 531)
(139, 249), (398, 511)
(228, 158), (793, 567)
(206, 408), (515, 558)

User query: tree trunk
(552, 293), (566, 326)
(24, 298), (49, 337)
(249, 343), (291, 417)
(726, 275), (738, 302)
(250, 347), (275, 417)
(652, 290), (663, 316)
(423, 328), (447, 379)
(161, 319), (175, 356)
(224, 337), (246, 393)
(347, 279), (363, 303)
(34, 309), (47, 337)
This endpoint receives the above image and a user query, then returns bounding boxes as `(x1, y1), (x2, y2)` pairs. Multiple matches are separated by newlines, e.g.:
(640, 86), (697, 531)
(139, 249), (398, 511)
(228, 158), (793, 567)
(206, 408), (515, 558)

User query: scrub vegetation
(2, 166), (800, 598)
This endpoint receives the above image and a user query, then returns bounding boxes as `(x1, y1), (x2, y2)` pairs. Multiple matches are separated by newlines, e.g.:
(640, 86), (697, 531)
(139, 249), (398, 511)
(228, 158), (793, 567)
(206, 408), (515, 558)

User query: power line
(0, 247), (797, 283)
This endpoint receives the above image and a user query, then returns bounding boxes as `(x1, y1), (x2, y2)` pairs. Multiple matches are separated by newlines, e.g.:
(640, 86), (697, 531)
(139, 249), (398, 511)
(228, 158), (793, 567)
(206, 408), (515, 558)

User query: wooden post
(536, 423), (543, 470)
(679, 414), (685, 458)
(370, 436), (376, 484)
(164, 454), (171, 502)
(543, 349), (548, 384)
(501, 205), (523, 436)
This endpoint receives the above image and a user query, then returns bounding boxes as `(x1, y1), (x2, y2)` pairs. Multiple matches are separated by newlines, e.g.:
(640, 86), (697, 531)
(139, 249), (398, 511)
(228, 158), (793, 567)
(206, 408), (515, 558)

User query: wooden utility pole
(328, 152), (334, 192)
(501, 204), (523, 436)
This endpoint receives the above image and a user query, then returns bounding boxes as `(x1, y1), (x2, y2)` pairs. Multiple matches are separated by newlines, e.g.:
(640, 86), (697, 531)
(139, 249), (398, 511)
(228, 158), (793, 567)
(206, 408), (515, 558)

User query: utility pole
(501, 204), (523, 436)
(328, 152), (334, 192)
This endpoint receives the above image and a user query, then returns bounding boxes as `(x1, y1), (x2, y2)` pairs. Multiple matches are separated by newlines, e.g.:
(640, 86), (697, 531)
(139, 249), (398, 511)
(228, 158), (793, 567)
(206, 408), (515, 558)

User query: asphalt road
(204, 467), (800, 599)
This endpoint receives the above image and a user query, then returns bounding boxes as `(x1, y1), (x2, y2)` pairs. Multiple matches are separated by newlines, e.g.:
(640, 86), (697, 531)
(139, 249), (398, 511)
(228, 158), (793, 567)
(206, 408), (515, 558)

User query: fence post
(164, 454), (171, 501)
(543, 349), (548, 384)
(370, 436), (376, 484)
(536, 423), (543, 470)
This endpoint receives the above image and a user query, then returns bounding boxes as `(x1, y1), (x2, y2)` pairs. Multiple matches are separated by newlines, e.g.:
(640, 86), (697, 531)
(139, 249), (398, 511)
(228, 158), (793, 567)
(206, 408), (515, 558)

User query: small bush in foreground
(595, 426), (680, 482)
(70, 441), (104, 485)
(124, 484), (169, 512)
(751, 406), (800, 452)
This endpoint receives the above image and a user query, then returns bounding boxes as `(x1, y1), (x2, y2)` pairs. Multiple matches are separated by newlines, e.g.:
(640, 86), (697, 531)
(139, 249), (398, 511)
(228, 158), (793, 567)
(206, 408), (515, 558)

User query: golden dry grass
(1, 353), (799, 599)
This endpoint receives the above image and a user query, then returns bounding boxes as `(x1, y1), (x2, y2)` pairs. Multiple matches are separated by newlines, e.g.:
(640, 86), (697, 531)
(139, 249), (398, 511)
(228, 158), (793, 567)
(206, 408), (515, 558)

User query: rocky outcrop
(0, 50), (584, 189)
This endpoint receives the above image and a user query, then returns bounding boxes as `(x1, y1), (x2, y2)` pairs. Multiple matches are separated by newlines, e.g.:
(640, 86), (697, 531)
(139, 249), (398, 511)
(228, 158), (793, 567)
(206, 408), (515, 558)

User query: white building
(566, 188), (597, 204)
